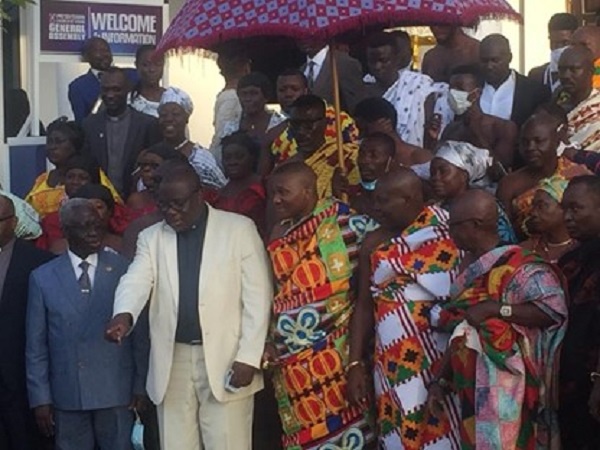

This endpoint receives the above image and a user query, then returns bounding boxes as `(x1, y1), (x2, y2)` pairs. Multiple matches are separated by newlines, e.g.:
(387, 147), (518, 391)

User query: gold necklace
(546, 238), (573, 248)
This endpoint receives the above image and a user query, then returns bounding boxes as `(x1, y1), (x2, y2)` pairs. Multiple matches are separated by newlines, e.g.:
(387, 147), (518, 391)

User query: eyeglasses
(289, 117), (326, 130)
(157, 190), (199, 212)
(0, 214), (14, 222)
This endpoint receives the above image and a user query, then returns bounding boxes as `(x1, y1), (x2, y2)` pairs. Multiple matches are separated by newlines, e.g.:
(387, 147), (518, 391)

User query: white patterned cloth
(0, 190), (41, 240)
(130, 94), (161, 118)
(383, 69), (437, 147)
(435, 141), (492, 183)
(160, 87), (194, 116)
(188, 143), (227, 189)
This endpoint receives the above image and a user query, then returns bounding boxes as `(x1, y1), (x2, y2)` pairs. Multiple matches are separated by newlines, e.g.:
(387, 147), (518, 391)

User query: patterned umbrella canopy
(158, 0), (521, 53)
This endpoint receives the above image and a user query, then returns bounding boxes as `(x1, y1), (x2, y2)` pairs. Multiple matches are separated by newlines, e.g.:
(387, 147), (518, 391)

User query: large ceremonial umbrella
(157, 0), (521, 169)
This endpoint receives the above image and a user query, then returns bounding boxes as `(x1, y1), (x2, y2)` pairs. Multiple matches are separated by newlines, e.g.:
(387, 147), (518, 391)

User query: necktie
(78, 261), (91, 295)
(307, 61), (316, 91)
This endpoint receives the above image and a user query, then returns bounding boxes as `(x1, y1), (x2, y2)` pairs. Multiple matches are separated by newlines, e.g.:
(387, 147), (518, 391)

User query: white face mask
(448, 89), (472, 116)
(549, 46), (567, 72)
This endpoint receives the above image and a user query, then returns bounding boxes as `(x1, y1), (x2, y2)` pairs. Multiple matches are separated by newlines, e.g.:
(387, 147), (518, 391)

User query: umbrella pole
(329, 46), (345, 175)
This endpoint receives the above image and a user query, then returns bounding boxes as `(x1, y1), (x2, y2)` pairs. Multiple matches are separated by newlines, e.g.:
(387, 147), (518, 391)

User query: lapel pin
(99, 133), (104, 138)
(106, 266), (113, 272)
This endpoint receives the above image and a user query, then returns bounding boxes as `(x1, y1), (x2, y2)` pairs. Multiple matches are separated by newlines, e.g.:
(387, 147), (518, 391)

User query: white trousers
(157, 343), (253, 450)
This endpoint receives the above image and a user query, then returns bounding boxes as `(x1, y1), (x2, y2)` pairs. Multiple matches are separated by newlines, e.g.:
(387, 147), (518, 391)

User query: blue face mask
(360, 179), (377, 191)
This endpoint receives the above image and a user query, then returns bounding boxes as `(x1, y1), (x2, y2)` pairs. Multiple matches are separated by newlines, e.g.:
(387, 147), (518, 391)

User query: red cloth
(205, 183), (266, 237)
(36, 203), (133, 250)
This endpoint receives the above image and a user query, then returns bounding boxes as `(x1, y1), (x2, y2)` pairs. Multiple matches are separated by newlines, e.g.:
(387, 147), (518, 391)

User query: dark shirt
(175, 208), (208, 343)
(105, 108), (132, 193)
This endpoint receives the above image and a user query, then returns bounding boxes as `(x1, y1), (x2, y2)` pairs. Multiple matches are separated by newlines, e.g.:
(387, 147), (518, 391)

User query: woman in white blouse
(130, 45), (165, 118)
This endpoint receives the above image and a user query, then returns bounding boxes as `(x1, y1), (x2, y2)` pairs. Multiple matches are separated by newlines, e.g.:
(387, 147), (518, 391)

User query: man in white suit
(105, 161), (272, 449)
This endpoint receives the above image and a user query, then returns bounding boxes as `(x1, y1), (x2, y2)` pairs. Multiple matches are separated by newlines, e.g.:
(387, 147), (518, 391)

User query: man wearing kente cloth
(428, 190), (567, 450)
(348, 169), (462, 450)
(276, 95), (360, 199)
(558, 45), (600, 152)
(262, 162), (374, 449)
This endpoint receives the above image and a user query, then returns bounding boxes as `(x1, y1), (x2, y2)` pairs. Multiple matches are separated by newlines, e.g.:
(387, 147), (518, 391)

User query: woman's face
(430, 158), (469, 200)
(238, 86), (266, 116)
(222, 143), (255, 180)
(89, 198), (111, 224)
(158, 103), (188, 142)
(136, 49), (164, 86)
(528, 190), (564, 234)
(65, 169), (91, 197)
(46, 130), (77, 166)
(137, 152), (164, 190)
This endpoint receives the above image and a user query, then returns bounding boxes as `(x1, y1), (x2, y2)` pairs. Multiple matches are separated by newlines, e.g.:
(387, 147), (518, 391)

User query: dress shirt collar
(90, 68), (102, 80)
(106, 106), (131, 122)
(0, 237), (15, 253)
(306, 46), (329, 69)
(484, 70), (516, 93)
(68, 250), (98, 272)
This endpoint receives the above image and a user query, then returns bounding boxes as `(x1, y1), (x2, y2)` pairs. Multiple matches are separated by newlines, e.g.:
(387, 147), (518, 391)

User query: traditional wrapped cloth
(159, 86), (194, 115)
(0, 190), (42, 240)
(267, 199), (374, 449)
(435, 141), (492, 184)
(369, 204), (462, 450)
(512, 156), (590, 237)
(567, 88), (600, 152)
(434, 142), (517, 245)
(272, 105), (359, 165)
(435, 246), (568, 450)
(537, 177), (569, 203)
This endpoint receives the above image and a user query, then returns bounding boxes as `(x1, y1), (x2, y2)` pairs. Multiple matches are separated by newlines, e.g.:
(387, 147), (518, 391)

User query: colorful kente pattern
(441, 246), (567, 450)
(369, 205), (462, 450)
(268, 199), (374, 449)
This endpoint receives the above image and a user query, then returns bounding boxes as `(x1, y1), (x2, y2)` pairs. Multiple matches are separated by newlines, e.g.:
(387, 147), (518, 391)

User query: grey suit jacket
(81, 107), (161, 197)
(302, 49), (365, 114)
(26, 250), (147, 411)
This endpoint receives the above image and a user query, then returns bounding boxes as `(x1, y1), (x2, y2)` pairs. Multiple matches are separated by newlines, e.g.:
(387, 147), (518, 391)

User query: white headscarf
(435, 141), (492, 183)
(159, 87), (194, 116)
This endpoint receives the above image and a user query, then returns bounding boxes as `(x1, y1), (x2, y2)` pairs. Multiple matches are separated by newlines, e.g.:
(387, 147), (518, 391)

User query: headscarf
(159, 87), (194, 116)
(64, 155), (101, 184)
(435, 141), (492, 183)
(537, 177), (569, 203)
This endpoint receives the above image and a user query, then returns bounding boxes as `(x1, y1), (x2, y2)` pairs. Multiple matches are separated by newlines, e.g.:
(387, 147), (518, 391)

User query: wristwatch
(499, 305), (513, 318)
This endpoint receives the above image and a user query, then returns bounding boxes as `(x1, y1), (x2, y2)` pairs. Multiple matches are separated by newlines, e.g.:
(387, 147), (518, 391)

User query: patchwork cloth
(568, 88), (600, 152)
(438, 246), (567, 450)
(369, 205), (462, 450)
(272, 105), (359, 165)
(267, 199), (374, 449)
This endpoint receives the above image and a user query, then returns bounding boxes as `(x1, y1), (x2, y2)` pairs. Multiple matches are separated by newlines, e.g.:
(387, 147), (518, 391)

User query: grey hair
(59, 198), (95, 229)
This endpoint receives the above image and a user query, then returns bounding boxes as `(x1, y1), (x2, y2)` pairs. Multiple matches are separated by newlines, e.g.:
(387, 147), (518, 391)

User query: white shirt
(479, 70), (516, 121)
(68, 251), (98, 288)
(304, 46), (329, 83)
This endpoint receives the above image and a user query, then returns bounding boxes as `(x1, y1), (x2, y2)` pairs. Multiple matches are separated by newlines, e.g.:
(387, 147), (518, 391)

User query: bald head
(572, 25), (600, 58)
(159, 161), (202, 191)
(373, 168), (425, 230)
(561, 44), (595, 70)
(377, 167), (423, 200)
(481, 34), (511, 53)
(449, 189), (499, 253)
(271, 161), (317, 193)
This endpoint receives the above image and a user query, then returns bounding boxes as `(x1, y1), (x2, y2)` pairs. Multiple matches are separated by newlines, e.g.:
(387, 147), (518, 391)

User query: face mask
(448, 89), (472, 116)
(360, 179), (377, 191)
(549, 46), (567, 72)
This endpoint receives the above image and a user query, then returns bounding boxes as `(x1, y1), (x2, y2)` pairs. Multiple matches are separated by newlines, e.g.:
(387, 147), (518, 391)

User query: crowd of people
(3, 12), (600, 450)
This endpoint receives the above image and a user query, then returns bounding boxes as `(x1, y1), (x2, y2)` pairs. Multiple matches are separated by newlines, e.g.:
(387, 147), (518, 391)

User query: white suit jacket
(112, 205), (273, 404)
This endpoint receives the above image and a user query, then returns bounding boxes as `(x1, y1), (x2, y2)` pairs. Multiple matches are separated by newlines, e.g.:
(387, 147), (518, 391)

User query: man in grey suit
(298, 40), (365, 114)
(82, 66), (161, 198)
(26, 199), (147, 450)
